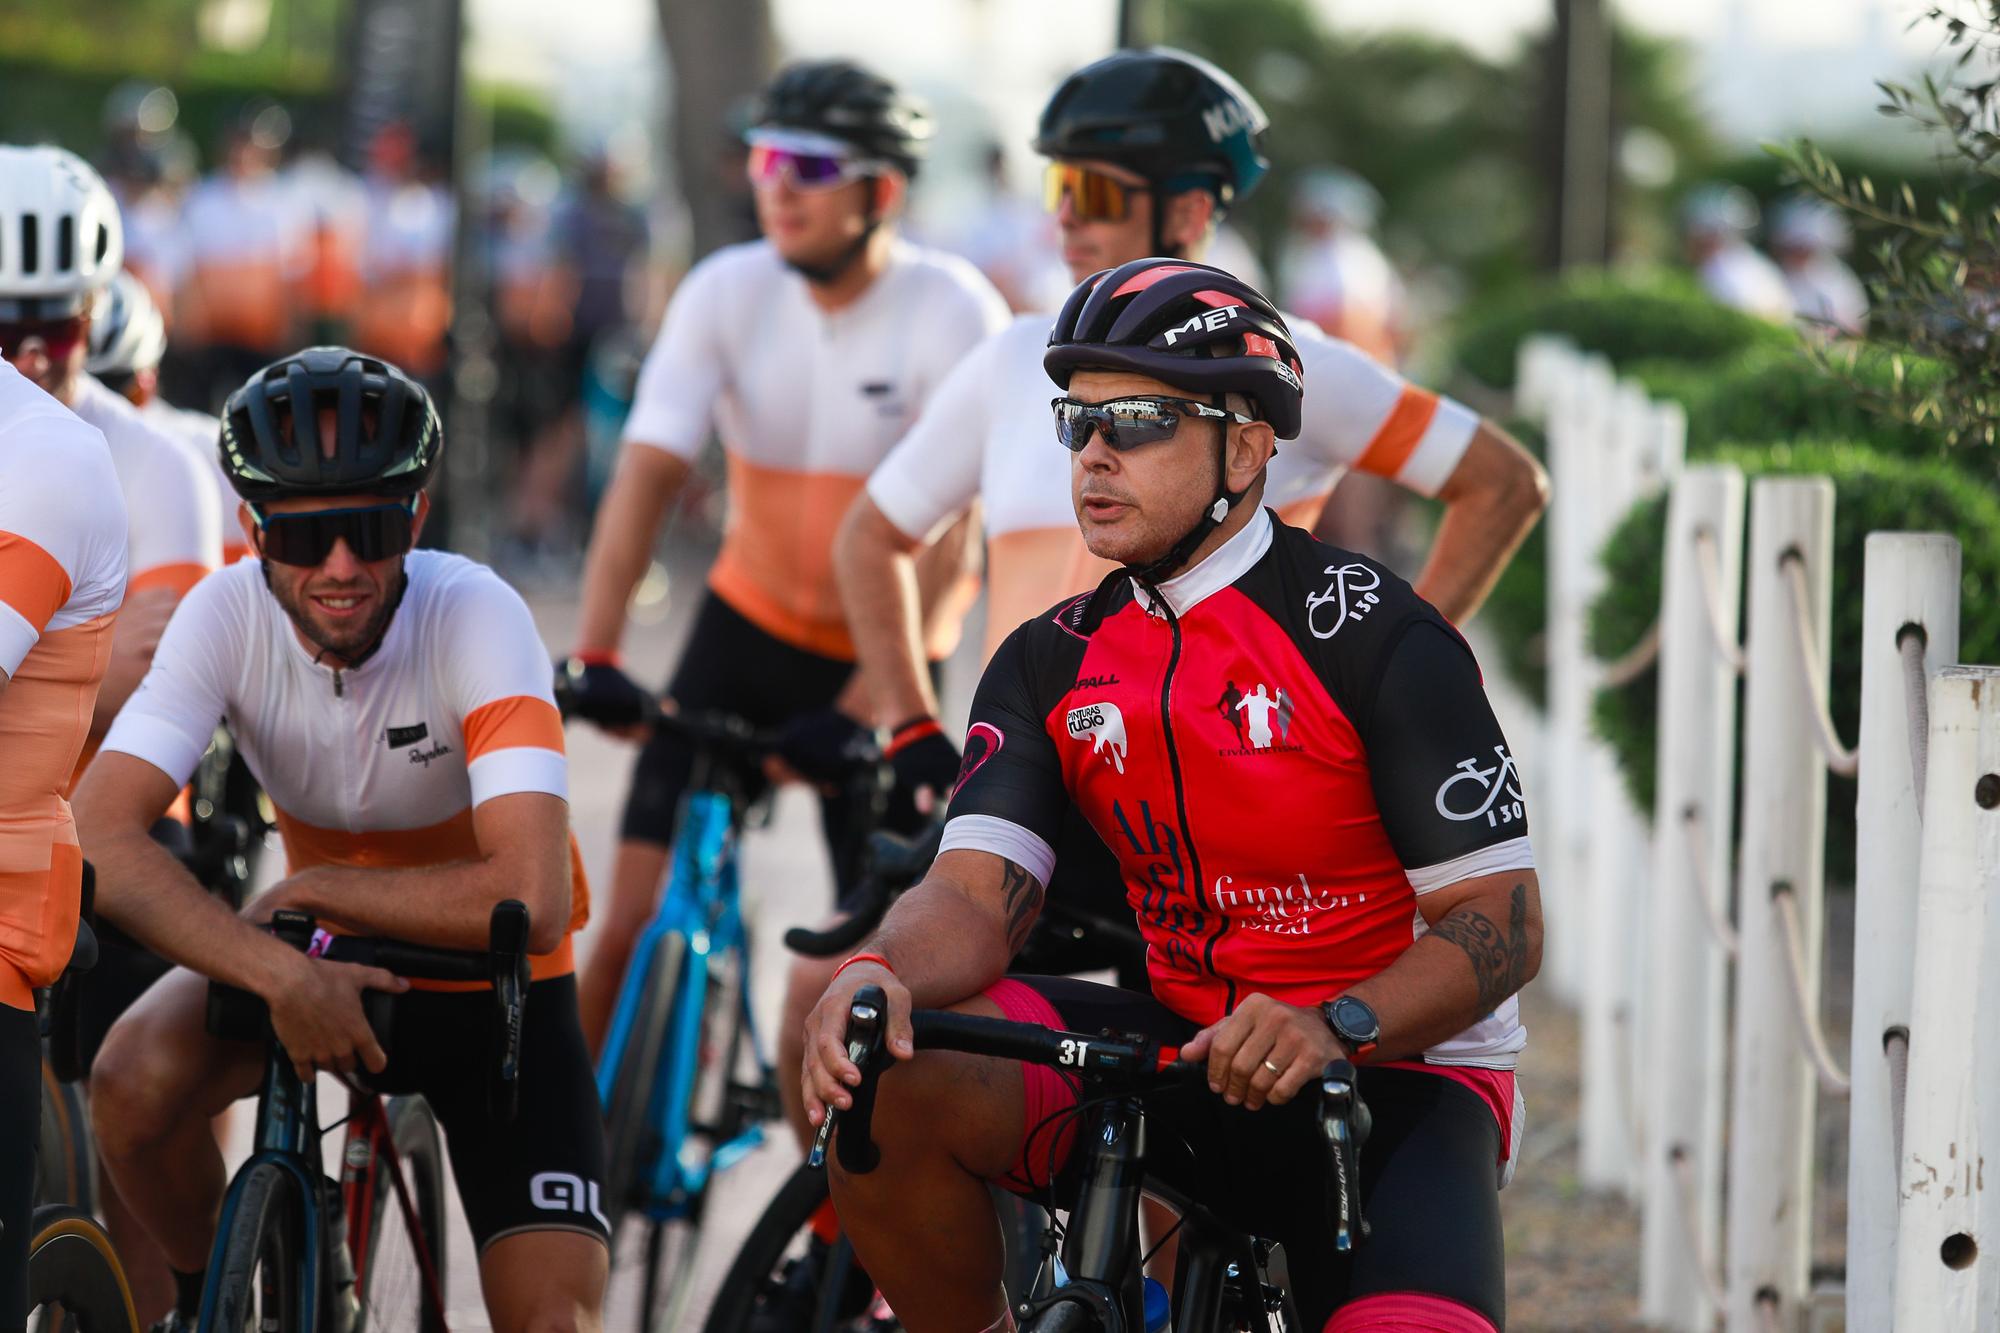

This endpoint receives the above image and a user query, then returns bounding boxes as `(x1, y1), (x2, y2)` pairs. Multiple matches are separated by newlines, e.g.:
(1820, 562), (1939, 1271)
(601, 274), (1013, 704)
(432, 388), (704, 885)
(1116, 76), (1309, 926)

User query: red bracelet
(832, 952), (895, 982)
(571, 648), (621, 668)
(884, 716), (943, 758)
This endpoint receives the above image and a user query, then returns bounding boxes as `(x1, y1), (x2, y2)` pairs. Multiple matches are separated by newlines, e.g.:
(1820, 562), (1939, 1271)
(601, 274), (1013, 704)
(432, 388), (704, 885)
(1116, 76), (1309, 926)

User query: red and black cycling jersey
(941, 507), (1532, 1067)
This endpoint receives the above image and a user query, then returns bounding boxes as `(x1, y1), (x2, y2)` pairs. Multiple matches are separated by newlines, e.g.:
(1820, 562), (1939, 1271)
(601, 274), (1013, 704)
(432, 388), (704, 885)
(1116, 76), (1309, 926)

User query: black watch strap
(1320, 995), (1380, 1059)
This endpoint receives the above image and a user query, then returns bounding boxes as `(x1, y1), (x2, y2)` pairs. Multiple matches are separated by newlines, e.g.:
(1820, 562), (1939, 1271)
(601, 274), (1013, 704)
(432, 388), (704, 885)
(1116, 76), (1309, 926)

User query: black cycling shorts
(990, 975), (1508, 1329)
(1, 1002), (38, 1331)
(361, 974), (608, 1251)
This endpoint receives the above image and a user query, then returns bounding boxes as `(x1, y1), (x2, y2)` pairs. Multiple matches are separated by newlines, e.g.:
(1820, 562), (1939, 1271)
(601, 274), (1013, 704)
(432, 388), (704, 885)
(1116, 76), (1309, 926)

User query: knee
(90, 1022), (182, 1161)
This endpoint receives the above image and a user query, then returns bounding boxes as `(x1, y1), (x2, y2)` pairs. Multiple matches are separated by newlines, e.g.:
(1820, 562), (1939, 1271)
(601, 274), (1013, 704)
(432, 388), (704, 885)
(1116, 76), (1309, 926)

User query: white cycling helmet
(88, 270), (167, 381)
(0, 145), (125, 317)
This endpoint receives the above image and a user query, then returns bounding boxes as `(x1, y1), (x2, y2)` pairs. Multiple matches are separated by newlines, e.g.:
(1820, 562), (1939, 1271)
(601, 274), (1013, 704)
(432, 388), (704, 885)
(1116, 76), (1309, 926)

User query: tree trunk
(657, 0), (775, 263)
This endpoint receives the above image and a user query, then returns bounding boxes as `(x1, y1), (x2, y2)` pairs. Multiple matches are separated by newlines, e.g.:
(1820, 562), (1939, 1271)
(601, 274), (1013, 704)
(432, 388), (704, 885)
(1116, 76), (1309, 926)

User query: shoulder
(893, 243), (1008, 319)
(1286, 314), (1398, 385)
(1247, 516), (1461, 674)
(0, 377), (126, 569)
(408, 551), (542, 645)
(169, 557), (263, 638)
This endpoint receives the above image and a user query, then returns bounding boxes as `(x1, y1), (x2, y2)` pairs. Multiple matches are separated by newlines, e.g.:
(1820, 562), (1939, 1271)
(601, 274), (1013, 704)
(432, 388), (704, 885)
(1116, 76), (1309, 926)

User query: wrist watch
(1319, 995), (1380, 1060)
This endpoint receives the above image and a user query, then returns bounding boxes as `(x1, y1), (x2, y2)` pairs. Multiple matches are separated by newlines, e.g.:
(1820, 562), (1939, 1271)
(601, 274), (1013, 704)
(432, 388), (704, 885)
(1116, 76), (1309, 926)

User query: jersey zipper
(1152, 601), (1237, 1014)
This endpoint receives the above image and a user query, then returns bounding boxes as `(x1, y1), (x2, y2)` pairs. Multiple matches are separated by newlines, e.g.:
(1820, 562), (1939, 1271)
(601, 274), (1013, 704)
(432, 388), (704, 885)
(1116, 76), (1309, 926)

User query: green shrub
(1628, 346), (1948, 457)
(1451, 269), (1799, 390)
(1472, 418), (1548, 705)
(1586, 440), (2000, 880)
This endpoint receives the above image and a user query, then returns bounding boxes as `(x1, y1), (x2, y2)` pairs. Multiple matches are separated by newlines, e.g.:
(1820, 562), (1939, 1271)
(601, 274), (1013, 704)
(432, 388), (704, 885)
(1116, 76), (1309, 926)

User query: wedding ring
(1262, 1059), (1283, 1075)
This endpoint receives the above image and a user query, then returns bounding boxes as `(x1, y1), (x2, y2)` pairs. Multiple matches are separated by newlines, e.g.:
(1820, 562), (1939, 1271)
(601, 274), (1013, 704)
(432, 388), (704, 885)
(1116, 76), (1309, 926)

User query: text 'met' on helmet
(221, 347), (443, 503)
(750, 59), (932, 179)
(1045, 258), (1304, 440)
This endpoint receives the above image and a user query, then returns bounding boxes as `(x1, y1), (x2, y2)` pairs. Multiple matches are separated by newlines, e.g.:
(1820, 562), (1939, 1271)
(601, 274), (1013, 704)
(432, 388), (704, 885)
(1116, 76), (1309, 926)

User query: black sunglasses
(252, 500), (418, 567)
(1052, 395), (1255, 454)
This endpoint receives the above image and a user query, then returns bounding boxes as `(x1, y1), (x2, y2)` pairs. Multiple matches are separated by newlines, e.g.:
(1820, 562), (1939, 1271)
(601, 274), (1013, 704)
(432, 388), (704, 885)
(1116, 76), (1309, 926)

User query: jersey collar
(1131, 505), (1273, 619)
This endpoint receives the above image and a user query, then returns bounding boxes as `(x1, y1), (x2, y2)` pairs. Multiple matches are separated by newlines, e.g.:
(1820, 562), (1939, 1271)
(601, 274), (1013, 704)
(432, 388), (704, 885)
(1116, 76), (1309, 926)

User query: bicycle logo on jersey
(1305, 563), (1381, 640)
(1434, 746), (1525, 828)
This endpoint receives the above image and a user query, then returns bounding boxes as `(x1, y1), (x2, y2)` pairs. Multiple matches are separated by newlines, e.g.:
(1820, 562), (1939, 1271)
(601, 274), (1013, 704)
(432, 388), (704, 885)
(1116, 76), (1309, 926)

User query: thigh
(414, 977), (610, 1253)
(1, 1002), (37, 1329)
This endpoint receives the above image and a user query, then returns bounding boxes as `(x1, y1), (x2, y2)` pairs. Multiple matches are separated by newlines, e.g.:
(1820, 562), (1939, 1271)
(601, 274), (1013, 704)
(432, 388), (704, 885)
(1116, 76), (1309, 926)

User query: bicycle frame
(594, 788), (772, 1219)
(342, 1095), (448, 1329)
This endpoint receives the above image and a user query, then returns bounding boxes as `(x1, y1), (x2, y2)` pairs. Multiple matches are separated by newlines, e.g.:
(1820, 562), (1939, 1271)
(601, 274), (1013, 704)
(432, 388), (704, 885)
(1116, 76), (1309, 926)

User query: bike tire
(200, 1162), (309, 1333)
(353, 1097), (451, 1333)
(699, 1162), (860, 1333)
(603, 930), (684, 1234)
(26, 1206), (138, 1333)
(33, 1064), (94, 1210)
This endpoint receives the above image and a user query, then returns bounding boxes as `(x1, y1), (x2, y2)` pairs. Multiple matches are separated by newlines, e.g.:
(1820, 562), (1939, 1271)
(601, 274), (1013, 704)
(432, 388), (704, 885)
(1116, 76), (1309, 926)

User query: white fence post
(1640, 465), (1745, 1332)
(1578, 381), (1670, 1200)
(1847, 534), (1962, 1331)
(1725, 476), (1836, 1331)
(1893, 666), (2000, 1329)
(1542, 352), (1616, 1004)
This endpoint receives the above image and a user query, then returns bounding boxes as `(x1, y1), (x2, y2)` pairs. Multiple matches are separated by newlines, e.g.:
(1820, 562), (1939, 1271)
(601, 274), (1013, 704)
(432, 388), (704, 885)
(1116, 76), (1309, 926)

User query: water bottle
(1142, 1274), (1171, 1332)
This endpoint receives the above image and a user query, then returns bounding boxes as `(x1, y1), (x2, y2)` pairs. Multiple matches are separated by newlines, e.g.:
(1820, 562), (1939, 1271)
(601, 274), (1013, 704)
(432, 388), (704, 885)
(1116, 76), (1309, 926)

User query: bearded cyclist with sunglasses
(560, 59), (1009, 1054)
(805, 259), (1541, 1333)
(73, 348), (609, 1332)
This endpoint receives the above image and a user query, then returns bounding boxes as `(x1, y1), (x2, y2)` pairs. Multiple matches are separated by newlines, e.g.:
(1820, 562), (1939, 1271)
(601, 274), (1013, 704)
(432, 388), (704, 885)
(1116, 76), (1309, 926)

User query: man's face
(751, 148), (890, 273)
(249, 491), (427, 663)
(0, 310), (91, 404)
(1066, 368), (1231, 568)
(1049, 158), (1210, 283)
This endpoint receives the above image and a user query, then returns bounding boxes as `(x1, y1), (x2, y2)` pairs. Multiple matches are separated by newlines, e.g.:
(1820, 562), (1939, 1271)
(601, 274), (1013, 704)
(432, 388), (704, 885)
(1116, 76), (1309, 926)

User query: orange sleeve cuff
(127, 561), (211, 600)
(462, 695), (566, 761)
(0, 533), (73, 633)
(1353, 385), (1440, 479)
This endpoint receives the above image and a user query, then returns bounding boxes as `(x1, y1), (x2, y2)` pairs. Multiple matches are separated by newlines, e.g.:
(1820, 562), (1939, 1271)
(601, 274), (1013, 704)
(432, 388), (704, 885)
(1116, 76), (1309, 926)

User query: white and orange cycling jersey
(72, 374), (224, 597)
(0, 360), (129, 1010)
(138, 397), (249, 563)
(101, 550), (590, 982)
(622, 238), (1008, 660)
(866, 312), (1479, 657)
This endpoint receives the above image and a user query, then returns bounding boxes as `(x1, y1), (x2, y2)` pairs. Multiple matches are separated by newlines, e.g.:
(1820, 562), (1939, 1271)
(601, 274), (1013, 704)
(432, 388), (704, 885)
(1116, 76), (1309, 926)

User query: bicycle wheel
(638, 942), (759, 1333)
(701, 1163), (881, 1333)
(603, 930), (685, 1232)
(201, 1163), (310, 1333)
(33, 1063), (93, 1210)
(26, 1206), (138, 1333)
(353, 1098), (450, 1333)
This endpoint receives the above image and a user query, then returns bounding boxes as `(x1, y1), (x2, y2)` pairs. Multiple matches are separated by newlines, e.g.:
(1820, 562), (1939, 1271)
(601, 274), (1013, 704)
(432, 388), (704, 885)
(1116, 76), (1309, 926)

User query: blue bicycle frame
(594, 789), (772, 1219)
(198, 1058), (327, 1331)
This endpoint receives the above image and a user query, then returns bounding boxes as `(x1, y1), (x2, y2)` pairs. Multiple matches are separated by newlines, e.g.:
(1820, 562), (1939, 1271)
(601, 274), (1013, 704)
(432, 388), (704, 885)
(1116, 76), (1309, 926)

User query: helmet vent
(56, 215), (74, 275)
(19, 214), (37, 277)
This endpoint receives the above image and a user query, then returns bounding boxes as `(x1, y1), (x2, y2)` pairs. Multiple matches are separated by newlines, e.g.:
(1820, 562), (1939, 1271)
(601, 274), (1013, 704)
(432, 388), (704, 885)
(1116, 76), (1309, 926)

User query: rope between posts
(1885, 1027), (1911, 1178)
(1771, 881), (1851, 1096)
(1899, 626), (1930, 816)
(1693, 528), (1746, 674)
(1780, 554), (1860, 778)
(1681, 807), (1739, 958)
(1667, 1143), (1729, 1313)
(1600, 618), (1662, 688)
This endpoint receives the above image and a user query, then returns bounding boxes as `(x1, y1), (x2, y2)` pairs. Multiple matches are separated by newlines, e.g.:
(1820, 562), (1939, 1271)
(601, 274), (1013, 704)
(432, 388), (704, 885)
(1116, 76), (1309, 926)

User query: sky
(465, 0), (1956, 156)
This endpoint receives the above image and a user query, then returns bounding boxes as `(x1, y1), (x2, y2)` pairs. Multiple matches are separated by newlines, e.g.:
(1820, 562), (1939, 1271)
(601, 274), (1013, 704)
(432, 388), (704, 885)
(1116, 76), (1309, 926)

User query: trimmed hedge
(1586, 440), (2000, 880)
(1628, 345), (1948, 458)
(1451, 269), (1799, 391)
(1475, 418), (1549, 705)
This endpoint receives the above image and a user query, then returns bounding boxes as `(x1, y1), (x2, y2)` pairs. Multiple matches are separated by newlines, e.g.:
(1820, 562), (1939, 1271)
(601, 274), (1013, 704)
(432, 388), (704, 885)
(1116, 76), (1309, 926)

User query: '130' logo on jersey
(1067, 702), (1128, 773)
(1306, 563), (1381, 640)
(1435, 745), (1524, 828)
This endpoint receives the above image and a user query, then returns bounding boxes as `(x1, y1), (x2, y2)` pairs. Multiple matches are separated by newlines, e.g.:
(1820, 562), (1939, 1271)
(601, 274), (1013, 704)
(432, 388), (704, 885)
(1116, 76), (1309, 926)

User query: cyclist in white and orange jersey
(75, 349), (608, 1332)
(0, 356), (128, 1333)
(559, 59), (1009, 1051)
(792, 47), (1547, 1102)
(0, 147), (222, 781)
(90, 268), (251, 564)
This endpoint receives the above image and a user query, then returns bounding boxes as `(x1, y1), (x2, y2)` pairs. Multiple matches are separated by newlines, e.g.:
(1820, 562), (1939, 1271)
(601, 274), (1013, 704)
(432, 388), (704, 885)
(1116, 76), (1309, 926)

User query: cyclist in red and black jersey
(801, 258), (1542, 1332)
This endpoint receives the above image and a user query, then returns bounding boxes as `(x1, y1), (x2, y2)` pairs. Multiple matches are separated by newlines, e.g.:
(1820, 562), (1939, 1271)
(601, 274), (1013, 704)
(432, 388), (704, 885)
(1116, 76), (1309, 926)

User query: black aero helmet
(1047, 258), (1302, 585)
(1034, 48), (1270, 207)
(220, 347), (442, 503)
(1045, 257), (1303, 438)
(752, 58), (932, 178)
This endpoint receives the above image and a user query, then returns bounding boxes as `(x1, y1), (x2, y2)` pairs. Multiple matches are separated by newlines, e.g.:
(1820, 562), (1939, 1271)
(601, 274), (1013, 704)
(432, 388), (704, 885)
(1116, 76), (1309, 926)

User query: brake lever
(809, 984), (888, 1172)
(1319, 1059), (1372, 1251)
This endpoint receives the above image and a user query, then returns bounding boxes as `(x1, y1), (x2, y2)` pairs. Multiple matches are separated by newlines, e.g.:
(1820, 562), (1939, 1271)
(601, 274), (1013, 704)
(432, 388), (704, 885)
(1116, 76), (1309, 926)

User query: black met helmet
(1034, 48), (1270, 208)
(220, 346), (442, 503)
(1047, 257), (1302, 585)
(751, 58), (932, 178)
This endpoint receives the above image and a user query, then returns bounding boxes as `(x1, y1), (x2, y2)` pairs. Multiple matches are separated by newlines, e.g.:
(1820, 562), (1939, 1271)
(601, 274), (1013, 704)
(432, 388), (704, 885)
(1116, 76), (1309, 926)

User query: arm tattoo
(1428, 882), (1531, 1015)
(998, 858), (1044, 954)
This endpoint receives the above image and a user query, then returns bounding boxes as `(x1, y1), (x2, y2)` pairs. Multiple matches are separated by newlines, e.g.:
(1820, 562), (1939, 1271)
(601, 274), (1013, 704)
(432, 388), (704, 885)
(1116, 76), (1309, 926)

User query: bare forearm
(92, 827), (294, 995)
(833, 499), (940, 726)
(575, 446), (687, 653)
(281, 859), (563, 954)
(1343, 879), (1541, 1062)
(1411, 489), (1538, 624)
(864, 867), (1031, 1008)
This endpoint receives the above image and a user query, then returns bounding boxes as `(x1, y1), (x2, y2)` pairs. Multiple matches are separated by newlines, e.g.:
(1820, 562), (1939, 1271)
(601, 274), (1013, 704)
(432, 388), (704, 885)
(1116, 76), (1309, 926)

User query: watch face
(1333, 996), (1379, 1043)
